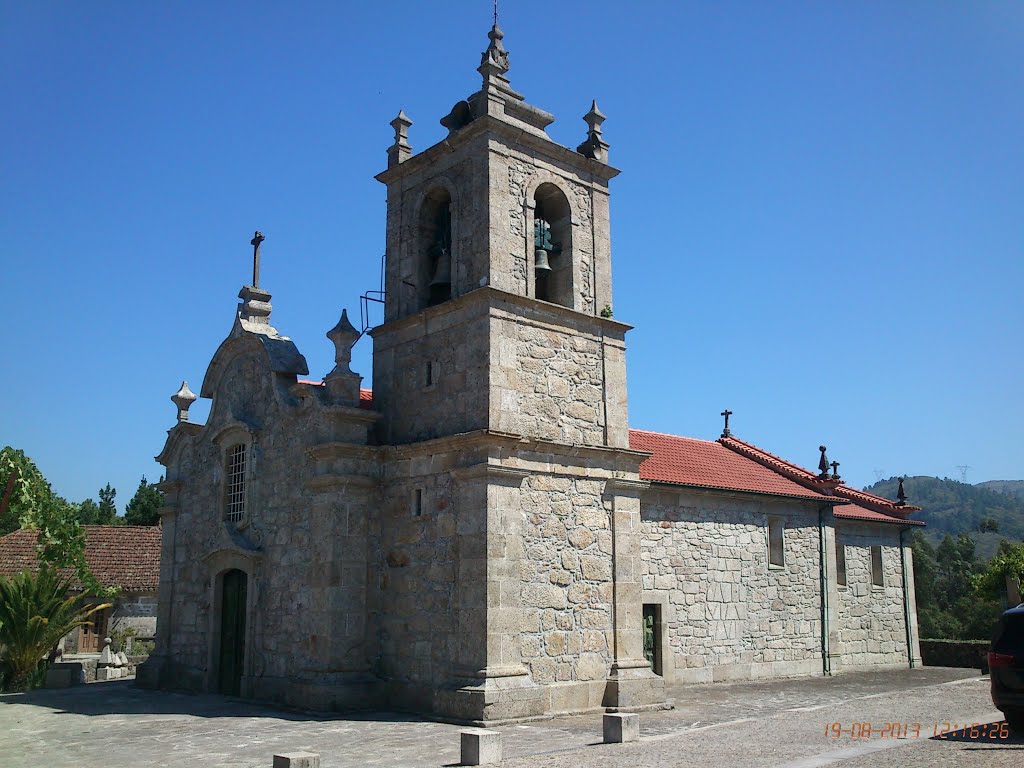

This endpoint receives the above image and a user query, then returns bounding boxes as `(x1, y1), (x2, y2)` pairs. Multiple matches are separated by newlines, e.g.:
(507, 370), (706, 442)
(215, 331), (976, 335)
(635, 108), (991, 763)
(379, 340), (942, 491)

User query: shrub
(0, 566), (111, 691)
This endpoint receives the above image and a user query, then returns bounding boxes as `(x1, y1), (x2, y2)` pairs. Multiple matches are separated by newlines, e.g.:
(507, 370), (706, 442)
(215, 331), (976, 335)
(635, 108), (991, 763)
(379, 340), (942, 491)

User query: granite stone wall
(834, 525), (911, 669)
(515, 474), (614, 686)
(640, 489), (825, 682)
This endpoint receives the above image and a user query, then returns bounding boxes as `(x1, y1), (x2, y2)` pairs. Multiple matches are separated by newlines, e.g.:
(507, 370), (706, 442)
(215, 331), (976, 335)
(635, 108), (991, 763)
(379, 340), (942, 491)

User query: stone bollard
(603, 712), (640, 743)
(272, 753), (320, 768)
(460, 729), (502, 765)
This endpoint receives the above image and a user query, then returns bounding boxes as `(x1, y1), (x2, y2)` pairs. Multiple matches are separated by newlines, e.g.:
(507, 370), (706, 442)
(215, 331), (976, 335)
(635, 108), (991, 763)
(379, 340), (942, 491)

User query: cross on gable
(251, 231), (265, 288)
(720, 409), (733, 437)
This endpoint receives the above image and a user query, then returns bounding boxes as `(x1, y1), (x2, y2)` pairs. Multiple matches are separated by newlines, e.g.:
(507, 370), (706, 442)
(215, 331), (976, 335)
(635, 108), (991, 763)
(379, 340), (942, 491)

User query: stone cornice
(369, 285), (632, 340)
(375, 114), (620, 187)
(450, 463), (532, 484)
(645, 481), (839, 507)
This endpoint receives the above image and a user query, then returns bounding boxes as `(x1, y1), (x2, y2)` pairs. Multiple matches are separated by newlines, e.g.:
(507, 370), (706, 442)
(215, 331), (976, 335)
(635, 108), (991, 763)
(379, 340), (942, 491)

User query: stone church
(140, 23), (923, 723)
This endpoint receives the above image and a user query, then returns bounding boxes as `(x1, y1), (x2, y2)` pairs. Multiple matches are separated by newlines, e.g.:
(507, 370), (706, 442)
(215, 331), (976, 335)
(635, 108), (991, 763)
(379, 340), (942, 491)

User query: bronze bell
(429, 251), (452, 287)
(534, 248), (553, 272)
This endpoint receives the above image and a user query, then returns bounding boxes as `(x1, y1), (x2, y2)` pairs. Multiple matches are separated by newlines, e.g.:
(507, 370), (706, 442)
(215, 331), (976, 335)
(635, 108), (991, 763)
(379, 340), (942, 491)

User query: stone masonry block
(272, 752), (320, 768)
(603, 712), (640, 743)
(460, 729), (502, 765)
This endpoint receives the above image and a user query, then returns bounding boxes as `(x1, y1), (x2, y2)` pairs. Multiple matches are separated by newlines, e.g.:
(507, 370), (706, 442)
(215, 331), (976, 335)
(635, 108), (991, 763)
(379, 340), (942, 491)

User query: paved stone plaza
(2, 668), (1021, 767)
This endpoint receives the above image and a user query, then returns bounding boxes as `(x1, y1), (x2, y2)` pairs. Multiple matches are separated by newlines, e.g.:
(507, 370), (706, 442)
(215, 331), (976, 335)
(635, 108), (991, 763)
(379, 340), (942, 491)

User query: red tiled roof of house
(630, 429), (922, 526)
(629, 430), (831, 501)
(0, 526), (162, 592)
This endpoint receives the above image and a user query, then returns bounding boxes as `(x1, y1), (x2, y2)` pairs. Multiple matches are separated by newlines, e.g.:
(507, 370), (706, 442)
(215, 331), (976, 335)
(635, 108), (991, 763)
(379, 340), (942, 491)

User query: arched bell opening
(419, 187), (453, 309)
(532, 183), (573, 308)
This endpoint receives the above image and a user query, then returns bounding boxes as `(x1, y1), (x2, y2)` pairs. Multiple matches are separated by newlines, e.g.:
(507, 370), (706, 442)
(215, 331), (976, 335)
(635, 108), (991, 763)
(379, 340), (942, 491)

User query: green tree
(97, 483), (117, 524)
(0, 446), (111, 597)
(76, 499), (100, 525)
(0, 447), (55, 536)
(975, 540), (1024, 603)
(0, 566), (111, 691)
(124, 477), (163, 526)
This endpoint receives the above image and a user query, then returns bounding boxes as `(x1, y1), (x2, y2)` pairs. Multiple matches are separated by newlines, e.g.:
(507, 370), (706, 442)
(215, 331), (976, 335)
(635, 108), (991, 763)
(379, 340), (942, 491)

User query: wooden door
(218, 569), (247, 696)
(79, 606), (108, 653)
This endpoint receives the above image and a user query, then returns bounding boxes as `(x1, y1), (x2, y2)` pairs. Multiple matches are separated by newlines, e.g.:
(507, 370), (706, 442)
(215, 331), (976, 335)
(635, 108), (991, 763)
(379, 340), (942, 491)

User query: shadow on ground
(0, 680), (422, 725)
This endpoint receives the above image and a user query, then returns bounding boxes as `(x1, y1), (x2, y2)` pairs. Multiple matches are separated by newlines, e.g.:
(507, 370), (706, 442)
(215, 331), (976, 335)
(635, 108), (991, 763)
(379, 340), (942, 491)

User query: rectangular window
(871, 545), (884, 587)
(224, 443), (247, 522)
(768, 518), (785, 568)
(836, 543), (847, 587)
(426, 362), (433, 387)
(412, 488), (423, 517)
(643, 604), (663, 676)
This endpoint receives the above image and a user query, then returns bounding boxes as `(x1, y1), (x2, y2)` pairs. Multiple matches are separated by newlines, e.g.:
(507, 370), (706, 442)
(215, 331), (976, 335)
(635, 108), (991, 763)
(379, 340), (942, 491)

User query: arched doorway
(218, 569), (247, 695)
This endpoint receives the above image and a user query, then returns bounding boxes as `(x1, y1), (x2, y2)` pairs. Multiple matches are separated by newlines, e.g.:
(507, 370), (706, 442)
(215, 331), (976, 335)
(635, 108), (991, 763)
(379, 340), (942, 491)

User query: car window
(994, 613), (1024, 649)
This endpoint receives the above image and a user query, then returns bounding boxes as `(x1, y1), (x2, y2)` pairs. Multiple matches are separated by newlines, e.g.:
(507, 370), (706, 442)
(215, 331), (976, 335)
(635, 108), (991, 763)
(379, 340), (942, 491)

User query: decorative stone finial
(818, 445), (830, 479)
(250, 231), (265, 288)
(480, 22), (510, 76)
(387, 110), (413, 168)
(896, 476), (908, 506)
(577, 100), (610, 163)
(720, 409), (733, 438)
(171, 381), (197, 423)
(830, 460), (841, 480)
(326, 309), (360, 378)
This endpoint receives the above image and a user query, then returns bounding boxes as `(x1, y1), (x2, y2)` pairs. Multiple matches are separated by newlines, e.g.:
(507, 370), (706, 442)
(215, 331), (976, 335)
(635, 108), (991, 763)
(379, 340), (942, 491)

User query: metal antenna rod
(494, 0), (498, 26)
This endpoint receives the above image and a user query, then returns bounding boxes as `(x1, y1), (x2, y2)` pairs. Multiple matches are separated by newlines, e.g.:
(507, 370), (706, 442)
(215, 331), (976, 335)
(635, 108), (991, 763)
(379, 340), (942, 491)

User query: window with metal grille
(836, 542), (847, 587)
(224, 443), (247, 522)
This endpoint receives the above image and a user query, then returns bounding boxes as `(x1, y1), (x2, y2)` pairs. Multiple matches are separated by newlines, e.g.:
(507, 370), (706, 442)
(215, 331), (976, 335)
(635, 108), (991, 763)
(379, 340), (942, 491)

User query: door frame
(205, 549), (258, 696)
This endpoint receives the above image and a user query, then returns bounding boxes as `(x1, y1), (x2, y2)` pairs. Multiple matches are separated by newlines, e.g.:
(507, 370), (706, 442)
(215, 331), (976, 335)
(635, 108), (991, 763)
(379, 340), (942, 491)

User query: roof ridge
(628, 428), (719, 445)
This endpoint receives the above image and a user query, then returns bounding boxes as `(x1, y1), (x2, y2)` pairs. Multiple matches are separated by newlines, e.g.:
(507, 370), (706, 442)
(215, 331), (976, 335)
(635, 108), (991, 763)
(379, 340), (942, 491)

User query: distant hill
(977, 480), (1024, 502)
(863, 476), (1024, 561)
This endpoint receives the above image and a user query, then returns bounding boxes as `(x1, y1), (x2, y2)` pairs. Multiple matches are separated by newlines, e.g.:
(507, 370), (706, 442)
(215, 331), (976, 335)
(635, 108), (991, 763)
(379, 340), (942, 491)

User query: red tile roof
(0, 526), (162, 592)
(629, 430), (830, 501)
(630, 430), (922, 526)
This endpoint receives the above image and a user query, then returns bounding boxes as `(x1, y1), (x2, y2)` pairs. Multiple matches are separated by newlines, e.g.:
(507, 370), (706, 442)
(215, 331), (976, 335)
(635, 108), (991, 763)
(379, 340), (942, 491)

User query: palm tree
(0, 565), (111, 691)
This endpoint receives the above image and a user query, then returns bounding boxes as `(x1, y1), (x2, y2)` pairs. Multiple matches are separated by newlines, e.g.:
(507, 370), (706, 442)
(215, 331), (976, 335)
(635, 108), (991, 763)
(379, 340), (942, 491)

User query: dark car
(990, 603), (1024, 731)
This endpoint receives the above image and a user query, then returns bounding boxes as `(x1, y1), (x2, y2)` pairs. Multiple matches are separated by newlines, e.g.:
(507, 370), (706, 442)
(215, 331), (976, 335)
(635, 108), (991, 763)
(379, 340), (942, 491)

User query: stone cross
(830, 460), (840, 480)
(720, 409), (733, 437)
(251, 231), (265, 288)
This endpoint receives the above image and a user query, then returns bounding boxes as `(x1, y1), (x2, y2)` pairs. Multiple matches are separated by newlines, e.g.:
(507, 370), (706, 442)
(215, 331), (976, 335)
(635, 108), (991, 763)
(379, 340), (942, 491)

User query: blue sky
(2, 1), (1021, 510)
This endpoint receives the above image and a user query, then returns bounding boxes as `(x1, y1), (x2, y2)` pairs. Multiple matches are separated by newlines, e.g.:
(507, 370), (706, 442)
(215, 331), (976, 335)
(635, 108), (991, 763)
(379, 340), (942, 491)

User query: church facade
(140, 24), (922, 723)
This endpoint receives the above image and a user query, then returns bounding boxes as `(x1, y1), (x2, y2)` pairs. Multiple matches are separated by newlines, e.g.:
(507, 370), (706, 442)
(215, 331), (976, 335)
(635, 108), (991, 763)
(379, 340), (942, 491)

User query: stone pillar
(823, 522), (842, 674)
(902, 543), (923, 668)
(603, 478), (665, 710)
(137, 495), (180, 689)
(441, 463), (546, 723)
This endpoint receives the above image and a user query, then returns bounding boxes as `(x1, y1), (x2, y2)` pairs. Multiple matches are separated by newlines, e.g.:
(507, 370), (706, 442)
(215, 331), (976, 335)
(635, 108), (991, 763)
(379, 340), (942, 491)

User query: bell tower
(368, 21), (665, 722)
(371, 22), (626, 448)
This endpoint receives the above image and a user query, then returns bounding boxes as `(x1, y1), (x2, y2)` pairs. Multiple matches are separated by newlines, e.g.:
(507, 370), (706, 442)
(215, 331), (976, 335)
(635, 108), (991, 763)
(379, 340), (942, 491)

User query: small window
(871, 546), (884, 587)
(836, 543), (847, 587)
(768, 518), (785, 568)
(224, 443), (247, 522)
(643, 604), (662, 676)
(412, 488), (423, 517)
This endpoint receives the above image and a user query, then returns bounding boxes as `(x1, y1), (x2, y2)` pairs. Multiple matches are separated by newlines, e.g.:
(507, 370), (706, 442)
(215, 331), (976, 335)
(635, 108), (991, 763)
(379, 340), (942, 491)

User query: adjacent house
(0, 525), (161, 654)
